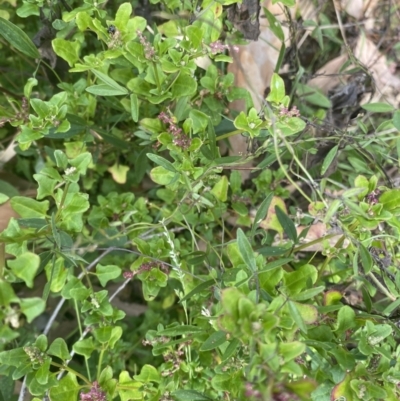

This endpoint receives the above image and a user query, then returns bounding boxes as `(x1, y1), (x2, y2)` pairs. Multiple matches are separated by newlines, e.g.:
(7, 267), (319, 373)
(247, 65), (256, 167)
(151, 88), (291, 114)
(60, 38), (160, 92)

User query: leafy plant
(1, 1), (400, 401)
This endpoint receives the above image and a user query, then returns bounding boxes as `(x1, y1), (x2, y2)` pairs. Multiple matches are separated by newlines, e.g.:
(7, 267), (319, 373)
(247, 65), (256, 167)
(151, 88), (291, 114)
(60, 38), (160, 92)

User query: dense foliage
(1, 0), (400, 400)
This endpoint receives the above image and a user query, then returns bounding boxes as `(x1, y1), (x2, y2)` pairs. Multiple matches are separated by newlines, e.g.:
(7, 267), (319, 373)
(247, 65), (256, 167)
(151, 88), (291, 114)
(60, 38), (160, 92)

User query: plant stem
(51, 361), (91, 385)
(152, 62), (162, 93)
(216, 129), (243, 141)
(272, 128), (313, 203)
(55, 181), (71, 221)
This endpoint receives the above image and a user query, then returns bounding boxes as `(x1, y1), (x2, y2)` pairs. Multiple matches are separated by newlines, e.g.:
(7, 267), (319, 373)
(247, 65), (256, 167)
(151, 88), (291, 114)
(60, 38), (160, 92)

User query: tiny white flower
(65, 167), (76, 175)
(201, 307), (211, 317)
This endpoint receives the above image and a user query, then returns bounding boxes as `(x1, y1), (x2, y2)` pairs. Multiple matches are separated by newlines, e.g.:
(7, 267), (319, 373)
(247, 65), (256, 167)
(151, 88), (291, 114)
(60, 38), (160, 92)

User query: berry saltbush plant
(1, 1), (400, 400)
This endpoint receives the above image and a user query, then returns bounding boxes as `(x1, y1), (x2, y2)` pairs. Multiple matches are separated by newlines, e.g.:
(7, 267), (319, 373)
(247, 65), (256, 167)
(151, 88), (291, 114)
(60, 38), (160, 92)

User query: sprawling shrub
(1, 1), (400, 400)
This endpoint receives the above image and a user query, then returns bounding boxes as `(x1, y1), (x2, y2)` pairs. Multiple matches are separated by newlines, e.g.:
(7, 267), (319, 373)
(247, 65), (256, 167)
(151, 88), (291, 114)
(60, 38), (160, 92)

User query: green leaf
(207, 121), (217, 160)
(73, 338), (95, 358)
(35, 334), (48, 352)
(279, 341), (305, 362)
(158, 325), (203, 336)
(20, 297), (46, 322)
(96, 264), (122, 286)
(200, 331), (228, 351)
(258, 258), (293, 273)
(150, 166), (176, 185)
(288, 301), (307, 333)
(133, 364), (160, 383)
(54, 150), (68, 169)
(383, 297), (400, 316)
(267, 73), (285, 103)
(275, 206), (297, 242)
(172, 390), (213, 401)
(126, 16), (147, 38)
(335, 305), (356, 333)
(361, 286), (372, 313)
(0, 347), (28, 367)
(263, 7), (284, 41)
(35, 357), (51, 385)
(273, 0), (295, 5)
(232, 202), (248, 216)
(0, 180), (19, 197)
(186, 25), (203, 48)
(283, 264), (317, 295)
(237, 228), (257, 273)
(320, 145), (338, 175)
(48, 338), (70, 361)
(147, 153), (177, 172)
(86, 84), (128, 96)
(0, 279), (18, 305)
(296, 83), (331, 108)
(380, 189), (400, 211)
(109, 326), (123, 348)
(393, 110), (400, 130)
(171, 73), (197, 97)
(8, 253), (40, 288)
(361, 102), (395, 113)
(0, 17), (40, 58)
(275, 117), (306, 136)
(251, 193), (274, 235)
(34, 168), (61, 199)
(359, 244), (373, 274)
(52, 38), (80, 67)
(0, 193), (8, 205)
(210, 175), (229, 202)
(17, 3), (40, 18)
(12, 361), (32, 380)
(179, 279), (215, 303)
(94, 326), (113, 343)
(290, 286), (325, 301)
(70, 152), (92, 175)
(48, 372), (79, 400)
(30, 98), (50, 118)
(10, 196), (49, 218)
(115, 2), (132, 29)
(189, 110), (208, 134)
(211, 374), (231, 391)
(91, 69), (128, 94)
(214, 55), (232, 63)
(221, 338), (240, 361)
(130, 93), (139, 122)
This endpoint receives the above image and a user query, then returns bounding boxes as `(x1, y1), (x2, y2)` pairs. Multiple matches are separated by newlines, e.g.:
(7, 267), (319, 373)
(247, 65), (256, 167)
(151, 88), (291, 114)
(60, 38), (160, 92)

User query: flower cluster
(142, 335), (169, 347)
(279, 106), (300, 117)
(209, 40), (239, 54)
(244, 382), (262, 398)
(158, 112), (192, 150)
(123, 261), (169, 279)
(137, 30), (155, 60)
(24, 346), (45, 364)
(0, 97), (29, 128)
(366, 189), (380, 205)
(80, 381), (106, 401)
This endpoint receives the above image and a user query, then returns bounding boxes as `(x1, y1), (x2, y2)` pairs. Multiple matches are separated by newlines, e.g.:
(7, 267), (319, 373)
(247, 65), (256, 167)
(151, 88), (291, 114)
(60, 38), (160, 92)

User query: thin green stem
(51, 361), (91, 385)
(272, 128), (313, 203)
(0, 243), (4, 277)
(368, 272), (396, 301)
(39, 59), (63, 84)
(280, 133), (328, 207)
(97, 348), (106, 379)
(74, 298), (91, 381)
(216, 129), (243, 141)
(152, 62), (162, 93)
(55, 181), (71, 221)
